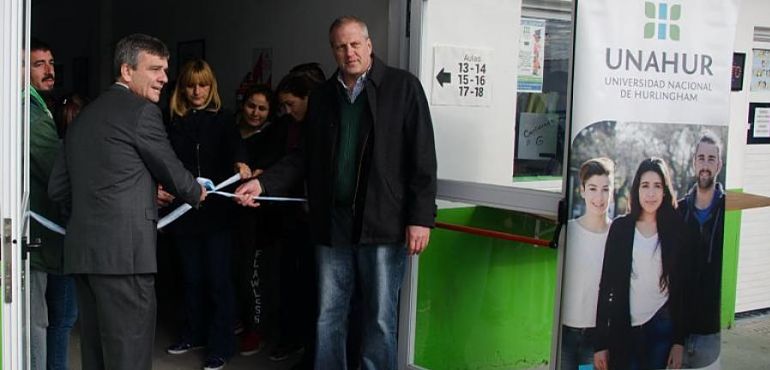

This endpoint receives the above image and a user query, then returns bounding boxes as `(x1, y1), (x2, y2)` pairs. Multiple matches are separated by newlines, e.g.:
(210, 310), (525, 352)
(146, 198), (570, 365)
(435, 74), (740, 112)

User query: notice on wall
(518, 18), (546, 93)
(754, 107), (770, 138)
(431, 46), (492, 106)
(750, 49), (770, 92)
(517, 112), (558, 160)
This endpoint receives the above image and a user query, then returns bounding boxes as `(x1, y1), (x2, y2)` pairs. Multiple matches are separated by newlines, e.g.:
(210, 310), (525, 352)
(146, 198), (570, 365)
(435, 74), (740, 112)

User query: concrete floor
(720, 311), (770, 370)
(65, 310), (770, 369)
(67, 318), (303, 370)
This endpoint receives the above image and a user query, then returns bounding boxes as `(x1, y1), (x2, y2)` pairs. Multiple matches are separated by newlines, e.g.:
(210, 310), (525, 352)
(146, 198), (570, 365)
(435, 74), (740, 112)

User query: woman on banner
(162, 59), (249, 370)
(594, 158), (687, 370)
(560, 157), (615, 370)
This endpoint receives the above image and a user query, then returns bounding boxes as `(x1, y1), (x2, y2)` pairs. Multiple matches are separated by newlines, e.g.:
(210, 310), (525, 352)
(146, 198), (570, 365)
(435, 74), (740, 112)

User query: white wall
(417, 0), (522, 186)
(731, 0), (770, 313)
(33, 0), (394, 109)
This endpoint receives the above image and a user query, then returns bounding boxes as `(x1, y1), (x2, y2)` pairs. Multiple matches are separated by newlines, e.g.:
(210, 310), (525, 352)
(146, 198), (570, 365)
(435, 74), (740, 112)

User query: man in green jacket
(28, 38), (78, 370)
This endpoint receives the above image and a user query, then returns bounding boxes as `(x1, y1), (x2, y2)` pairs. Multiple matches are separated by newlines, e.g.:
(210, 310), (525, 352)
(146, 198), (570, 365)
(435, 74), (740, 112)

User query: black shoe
(269, 344), (304, 361)
(203, 356), (226, 370)
(166, 341), (204, 355)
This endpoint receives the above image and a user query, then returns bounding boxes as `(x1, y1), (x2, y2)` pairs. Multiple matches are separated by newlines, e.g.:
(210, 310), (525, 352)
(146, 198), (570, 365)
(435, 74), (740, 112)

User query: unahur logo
(644, 1), (681, 41)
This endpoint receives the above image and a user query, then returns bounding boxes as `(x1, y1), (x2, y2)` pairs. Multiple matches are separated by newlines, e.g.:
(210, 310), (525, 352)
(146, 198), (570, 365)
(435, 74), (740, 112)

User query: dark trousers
(75, 274), (156, 370)
(277, 209), (317, 367)
(174, 229), (235, 359)
(559, 326), (595, 370)
(630, 305), (674, 370)
(234, 206), (278, 332)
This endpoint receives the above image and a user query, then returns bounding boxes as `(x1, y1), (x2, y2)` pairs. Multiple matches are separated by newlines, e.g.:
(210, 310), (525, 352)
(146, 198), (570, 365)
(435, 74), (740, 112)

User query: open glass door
(399, 1), (573, 369)
(1, 0), (32, 368)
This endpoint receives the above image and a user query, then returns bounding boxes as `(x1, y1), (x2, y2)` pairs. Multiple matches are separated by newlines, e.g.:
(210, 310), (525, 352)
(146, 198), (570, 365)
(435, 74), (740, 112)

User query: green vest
(334, 91), (367, 206)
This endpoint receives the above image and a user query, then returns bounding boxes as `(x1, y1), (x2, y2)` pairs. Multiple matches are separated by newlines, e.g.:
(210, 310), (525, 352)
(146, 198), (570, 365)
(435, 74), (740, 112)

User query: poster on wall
(561, 1), (739, 370)
(750, 49), (770, 92)
(431, 45), (492, 106)
(747, 103), (770, 144)
(732, 52), (745, 91)
(517, 17), (546, 93)
(235, 48), (273, 105)
(251, 48), (273, 86)
(517, 112), (558, 160)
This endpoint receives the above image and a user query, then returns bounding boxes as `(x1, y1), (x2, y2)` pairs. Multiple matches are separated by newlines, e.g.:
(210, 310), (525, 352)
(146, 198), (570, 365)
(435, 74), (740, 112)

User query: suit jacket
(49, 84), (201, 274)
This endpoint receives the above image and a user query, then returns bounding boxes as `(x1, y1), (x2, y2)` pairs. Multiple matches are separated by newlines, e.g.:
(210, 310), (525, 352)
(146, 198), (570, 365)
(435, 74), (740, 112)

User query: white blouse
(629, 228), (668, 326)
(561, 219), (609, 328)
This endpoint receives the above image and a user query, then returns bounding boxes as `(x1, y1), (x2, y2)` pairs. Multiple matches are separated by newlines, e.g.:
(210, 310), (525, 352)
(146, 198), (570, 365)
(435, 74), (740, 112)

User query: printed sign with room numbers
(431, 46), (492, 106)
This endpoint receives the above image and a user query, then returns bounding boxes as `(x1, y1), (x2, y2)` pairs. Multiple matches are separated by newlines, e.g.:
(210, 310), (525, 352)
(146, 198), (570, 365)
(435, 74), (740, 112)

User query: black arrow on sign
(436, 68), (451, 87)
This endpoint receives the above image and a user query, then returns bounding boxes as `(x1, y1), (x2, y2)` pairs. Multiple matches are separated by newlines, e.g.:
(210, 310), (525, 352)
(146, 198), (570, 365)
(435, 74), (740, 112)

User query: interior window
(514, 2), (572, 182)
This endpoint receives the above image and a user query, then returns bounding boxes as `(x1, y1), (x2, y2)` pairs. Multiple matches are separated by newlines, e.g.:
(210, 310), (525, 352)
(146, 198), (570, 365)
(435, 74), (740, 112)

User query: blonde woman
(163, 59), (248, 370)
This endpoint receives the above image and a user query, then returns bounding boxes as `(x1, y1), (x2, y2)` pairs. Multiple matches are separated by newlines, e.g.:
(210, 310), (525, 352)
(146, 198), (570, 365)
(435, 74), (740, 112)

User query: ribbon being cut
(29, 173), (306, 235)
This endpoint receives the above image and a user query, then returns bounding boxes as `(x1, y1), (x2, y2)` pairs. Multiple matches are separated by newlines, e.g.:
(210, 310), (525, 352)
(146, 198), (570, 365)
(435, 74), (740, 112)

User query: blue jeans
(46, 273), (78, 370)
(174, 229), (235, 359)
(630, 306), (673, 370)
(683, 333), (720, 368)
(315, 244), (407, 370)
(560, 326), (595, 370)
(30, 270), (78, 370)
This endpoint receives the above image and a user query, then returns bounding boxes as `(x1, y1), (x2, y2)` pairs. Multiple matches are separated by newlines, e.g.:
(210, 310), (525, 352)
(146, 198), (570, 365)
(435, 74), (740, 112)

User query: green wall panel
(414, 207), (558, 369)
(413, 203), (742, 369)
(722, 190), (743, 329)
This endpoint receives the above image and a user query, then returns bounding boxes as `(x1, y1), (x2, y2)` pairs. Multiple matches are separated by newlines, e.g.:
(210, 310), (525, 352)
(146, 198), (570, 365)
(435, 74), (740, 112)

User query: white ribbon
(28, 211), (66, 235)
(30, 174), (308, 234)
(157, 174), (242, 229)
(210, 191), (306, 202)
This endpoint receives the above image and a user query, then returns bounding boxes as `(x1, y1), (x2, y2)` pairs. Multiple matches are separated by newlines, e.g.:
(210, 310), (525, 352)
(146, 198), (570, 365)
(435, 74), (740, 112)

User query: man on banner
(677, 132), (726, 368)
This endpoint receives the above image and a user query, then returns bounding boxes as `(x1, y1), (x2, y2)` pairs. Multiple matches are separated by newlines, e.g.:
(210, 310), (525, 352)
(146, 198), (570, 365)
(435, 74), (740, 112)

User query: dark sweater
(165, 108), (245, 235)
(334, 91), (367, 206)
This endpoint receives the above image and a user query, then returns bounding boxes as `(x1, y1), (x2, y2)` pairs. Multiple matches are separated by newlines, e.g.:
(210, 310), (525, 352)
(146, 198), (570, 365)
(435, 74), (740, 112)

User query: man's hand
(667, 344), (683, 369)
(234, 178), (262, 207)
(156, 185), (175, 207)
(406, 225), (430, 255)
(236, 162), (252, 179)
(199, 184), (208, 202)
(594, 350), (609, 370)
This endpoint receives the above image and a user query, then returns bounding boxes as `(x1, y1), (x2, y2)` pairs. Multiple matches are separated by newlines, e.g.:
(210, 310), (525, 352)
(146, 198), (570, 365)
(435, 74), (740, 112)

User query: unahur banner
(560, 1), (741, 370)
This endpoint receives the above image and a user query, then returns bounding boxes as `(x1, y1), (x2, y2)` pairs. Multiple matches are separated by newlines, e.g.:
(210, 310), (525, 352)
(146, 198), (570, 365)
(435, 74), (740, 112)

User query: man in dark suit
(49, 33), (205, 370)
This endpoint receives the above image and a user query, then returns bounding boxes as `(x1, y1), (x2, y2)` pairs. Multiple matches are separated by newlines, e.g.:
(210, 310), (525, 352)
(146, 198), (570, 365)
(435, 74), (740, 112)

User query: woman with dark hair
(267, 71), (325, 367)
(594, 157), (688, 370)
(54, 92), (88, 137)
(233, 83), (286, 356)
(163, 59), (248, 370)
